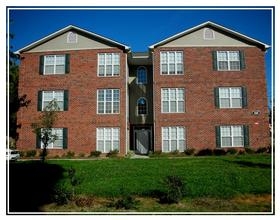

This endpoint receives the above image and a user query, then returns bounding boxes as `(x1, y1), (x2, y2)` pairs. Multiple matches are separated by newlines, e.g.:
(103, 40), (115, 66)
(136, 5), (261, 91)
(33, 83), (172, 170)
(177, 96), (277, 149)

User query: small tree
(31, 100), (59, 162)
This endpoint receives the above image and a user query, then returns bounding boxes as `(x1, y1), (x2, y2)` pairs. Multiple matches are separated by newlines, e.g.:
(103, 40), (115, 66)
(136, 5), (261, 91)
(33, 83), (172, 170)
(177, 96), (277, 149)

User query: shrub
(159, 175), (186, 204)
(25, 150), (37, 158)
(213, 148), (227, 156)
(90, 150), (102, 157)
(184, 148), (195, 156)
(244, 147), (255, 154)
(52, 184), (71, 205)
(152, 150), (162, 156)
(256, 146), (270, 154)
(226, 148), (238, 155)
(74, 195), (93, 207)
(106, 149), (119, 158)
(195, 148), (213, 156)
(66, 151), (75, 158)
(108, 195), (139, 210)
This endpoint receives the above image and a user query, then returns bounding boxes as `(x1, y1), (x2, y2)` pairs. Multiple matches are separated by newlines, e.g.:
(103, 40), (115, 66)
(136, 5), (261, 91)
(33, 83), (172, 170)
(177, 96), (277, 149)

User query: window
(214, 87), (247, 109)
(204, 28), (215, 40)
(37, 128), (67, 149)
(98, 53), (120, 76)
(97, 89), (120, 114)
(97, 128), (120, 153)
(67, 31), (78, 43)
(162, 127), (186, 152)
(220, 126), (244, 147)
(137, 97), (147, 115)
(39, 54), (70, 75)
(160, 51), (183, 75)
(212, 51), (245, 71)
(38, 90), (69, 111)
(136, 67), (147, 84)
(161, 88), (185, 113)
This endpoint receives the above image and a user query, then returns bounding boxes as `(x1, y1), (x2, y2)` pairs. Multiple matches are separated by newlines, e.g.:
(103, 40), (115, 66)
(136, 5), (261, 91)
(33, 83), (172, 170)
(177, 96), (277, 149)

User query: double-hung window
(98, 53), (120, 76)
(38, 90), (69, 111)
(37, 128), (68, 149)
(213, 51), (245, 71)
(39, 54), (70, 75)
(136, 67), (147, 84)
(216, 125), (249, 148)
(162, 127), (186, 152)
(97, 89), (120, 114)
(160, 51), (183, 75)
(97, 128), (120, 153)
(161, 88), (185, 113)
(214, 87), (247, 109)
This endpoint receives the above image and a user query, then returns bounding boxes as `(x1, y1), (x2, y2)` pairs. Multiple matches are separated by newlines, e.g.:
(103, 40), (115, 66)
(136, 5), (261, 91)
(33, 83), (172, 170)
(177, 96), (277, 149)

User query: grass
(9, 154), (272, 212)
(49, 154), (271, 199)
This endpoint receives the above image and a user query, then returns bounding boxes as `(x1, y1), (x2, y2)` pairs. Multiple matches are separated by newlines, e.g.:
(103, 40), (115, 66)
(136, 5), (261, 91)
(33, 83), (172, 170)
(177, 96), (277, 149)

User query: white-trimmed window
(39, 128), (67, 149)
(97, 89), (120, 114)
(161, 88), (185, 113)
(219, 87), (242, 108)
(44, 55), (65, 74)
(98, 53), (120, 76)
(220, 126), (244, 147)
(217, 51), (240, 71)
(160, 51), (183, 75)
(162, 127), (186, 152)
(41, 90), (66, 111)
(136, 66), (147, 84)
(97, 128), (120, 153)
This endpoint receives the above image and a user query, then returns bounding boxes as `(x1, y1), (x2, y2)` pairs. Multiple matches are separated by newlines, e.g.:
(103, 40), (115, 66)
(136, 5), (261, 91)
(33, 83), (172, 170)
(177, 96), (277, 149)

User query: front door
(135, 129), (150, 154)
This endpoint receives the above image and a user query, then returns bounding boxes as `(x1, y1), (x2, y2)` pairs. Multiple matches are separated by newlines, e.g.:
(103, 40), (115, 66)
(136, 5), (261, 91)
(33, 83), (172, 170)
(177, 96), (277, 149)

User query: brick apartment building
(15, 21), (271, 156)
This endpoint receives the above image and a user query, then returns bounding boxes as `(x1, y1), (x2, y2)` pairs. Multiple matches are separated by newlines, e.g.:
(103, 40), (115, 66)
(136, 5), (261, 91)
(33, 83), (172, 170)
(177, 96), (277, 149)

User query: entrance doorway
(132, 127), (152, 155)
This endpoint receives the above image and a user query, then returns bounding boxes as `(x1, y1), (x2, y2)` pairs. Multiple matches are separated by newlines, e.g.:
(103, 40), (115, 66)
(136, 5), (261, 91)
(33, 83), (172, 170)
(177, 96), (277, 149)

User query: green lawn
(9, 154), (272, 212)
(49, 154), (272, 199)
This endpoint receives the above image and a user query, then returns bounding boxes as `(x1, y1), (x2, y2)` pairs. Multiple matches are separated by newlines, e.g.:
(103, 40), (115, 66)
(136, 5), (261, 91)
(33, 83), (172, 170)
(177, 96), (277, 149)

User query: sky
(8, 7), (273, 104)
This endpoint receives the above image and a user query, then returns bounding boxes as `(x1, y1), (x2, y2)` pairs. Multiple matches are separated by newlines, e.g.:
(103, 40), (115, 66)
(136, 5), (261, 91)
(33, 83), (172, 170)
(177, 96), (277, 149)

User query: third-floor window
(98, 53), (120, 77)
(160, 51), (183, 75)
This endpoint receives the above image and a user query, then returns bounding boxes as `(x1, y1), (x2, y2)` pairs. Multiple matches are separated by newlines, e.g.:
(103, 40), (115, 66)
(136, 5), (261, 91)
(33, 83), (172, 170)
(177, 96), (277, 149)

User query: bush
(25, 150), (37, 158)
(195, 148), (213, 156)
(226, 148), (238, 155)
(52, 184), (71, 205)
(159, 175), (186, 204)
(184, 148), (195, 156)
(256, 146), (271, 154)
(108, 195), (139, 210)
(90, 150), (102, 157)
(106, 149), (119, 158)
(74, 195), (93, 207)
(244, 147), (255, 154)
(213, 148), (227, 156)
(66, 151), (75, 158)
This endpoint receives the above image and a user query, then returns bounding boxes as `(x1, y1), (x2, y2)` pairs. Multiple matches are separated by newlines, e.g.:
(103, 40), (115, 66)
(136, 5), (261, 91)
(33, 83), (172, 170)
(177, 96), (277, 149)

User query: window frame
(97, 89), (120, 114)
(137, 97), (148, 115)
(219, 125), (244, 148)
(218, 87), (242, 109)
(96, 127), (120, 153)
(43, 55), (66, 75)
(161, 126), (186, 152)
(39, 128), (65, 149)
(203, 28), (215, 40)
(160, 51), (184, 75)
(41, 90), (66, 111)
(136, 66), (148, 84)
(161, 88), (185, 113)
(98, 53), (120, 77)
(216, 51), (241, 71)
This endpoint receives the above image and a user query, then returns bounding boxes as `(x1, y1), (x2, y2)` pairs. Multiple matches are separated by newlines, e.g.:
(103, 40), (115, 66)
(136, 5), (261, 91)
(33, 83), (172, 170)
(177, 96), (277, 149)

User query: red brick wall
(153, 47), (270, 151)
(17, 48), (128, 156)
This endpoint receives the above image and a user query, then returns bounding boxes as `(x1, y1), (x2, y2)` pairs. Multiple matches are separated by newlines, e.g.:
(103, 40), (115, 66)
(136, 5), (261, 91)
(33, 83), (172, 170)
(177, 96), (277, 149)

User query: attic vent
(204, 28), (215, 40)
(67, 31), (78, 43)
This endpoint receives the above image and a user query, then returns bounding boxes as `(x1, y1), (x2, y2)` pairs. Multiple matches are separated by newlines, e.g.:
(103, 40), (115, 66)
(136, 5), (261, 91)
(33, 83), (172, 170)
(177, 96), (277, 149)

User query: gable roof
(15, 25), (130, 54)
(149, 21), (270, 51)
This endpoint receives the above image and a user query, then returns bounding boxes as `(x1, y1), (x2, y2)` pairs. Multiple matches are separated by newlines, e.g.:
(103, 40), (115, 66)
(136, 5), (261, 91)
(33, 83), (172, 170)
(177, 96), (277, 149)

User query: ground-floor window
(38, 128), (67, 149)
(96, 127), (120, 153)
(216, 125), (249, 148)
(162, 127), (186, 152)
